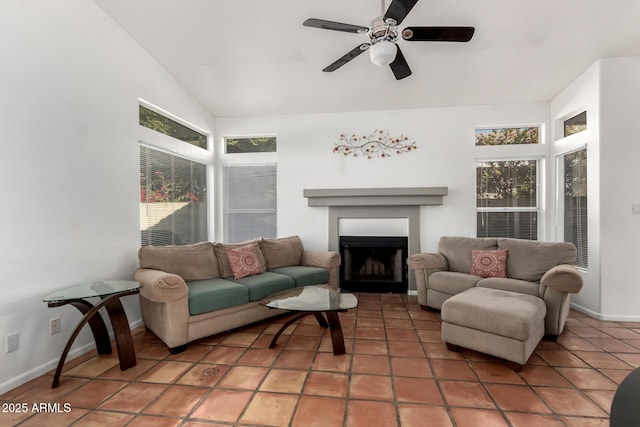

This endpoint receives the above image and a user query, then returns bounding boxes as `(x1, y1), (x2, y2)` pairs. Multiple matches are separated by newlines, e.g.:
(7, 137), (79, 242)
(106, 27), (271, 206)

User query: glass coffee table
(43, 280), (141, 388)
(260, 285), (358, 355)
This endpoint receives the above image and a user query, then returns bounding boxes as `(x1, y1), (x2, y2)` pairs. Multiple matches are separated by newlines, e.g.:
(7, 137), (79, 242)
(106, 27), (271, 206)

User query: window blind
(223, 164), (277, 242)
(564, 149), (588, 268)
(139, 145), (207, 246)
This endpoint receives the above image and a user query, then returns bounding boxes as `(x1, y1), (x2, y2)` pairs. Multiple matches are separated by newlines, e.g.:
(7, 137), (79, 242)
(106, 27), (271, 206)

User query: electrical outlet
(50, 317), (61, 335)
(6, 332), (19, 353)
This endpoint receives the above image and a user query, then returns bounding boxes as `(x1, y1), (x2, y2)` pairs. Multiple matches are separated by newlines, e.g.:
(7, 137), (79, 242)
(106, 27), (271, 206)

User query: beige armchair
(409, 236), (583, 337)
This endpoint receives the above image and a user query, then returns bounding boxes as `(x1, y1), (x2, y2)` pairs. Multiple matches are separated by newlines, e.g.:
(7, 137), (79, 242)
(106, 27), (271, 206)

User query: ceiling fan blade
(303, 18), (368, 34)
(389, 45), (412, 80)
(384, 0), (419, 25)
(402, 26), (475, 42)
(323, 44), (370, 72)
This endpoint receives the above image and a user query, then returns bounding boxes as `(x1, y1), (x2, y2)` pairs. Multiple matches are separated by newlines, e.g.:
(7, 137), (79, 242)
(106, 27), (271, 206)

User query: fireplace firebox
(339, 236), (408, 293)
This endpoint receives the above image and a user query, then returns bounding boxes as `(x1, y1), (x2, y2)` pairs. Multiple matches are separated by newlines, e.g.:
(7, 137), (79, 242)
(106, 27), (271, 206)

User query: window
(475, 125), (541, 239)
(563, 149), (588, 268)
(139, 145), (207, 246)
(139, 105), (207, 149)
(564, 111), (587, 137)
(476, 159), (538, 239)
(475, 126), (539, 146)
(225, 136), (277, 153)
(223, 164), (277, 242)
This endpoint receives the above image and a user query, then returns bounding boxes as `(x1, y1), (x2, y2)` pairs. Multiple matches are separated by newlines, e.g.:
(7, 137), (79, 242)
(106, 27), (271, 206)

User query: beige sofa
(408, 236), (583, 337)
(134, 236), (340, 352)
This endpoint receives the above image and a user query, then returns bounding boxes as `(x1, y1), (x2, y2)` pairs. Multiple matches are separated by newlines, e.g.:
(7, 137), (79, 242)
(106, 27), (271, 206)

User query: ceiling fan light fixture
(369, 40), (397, 66)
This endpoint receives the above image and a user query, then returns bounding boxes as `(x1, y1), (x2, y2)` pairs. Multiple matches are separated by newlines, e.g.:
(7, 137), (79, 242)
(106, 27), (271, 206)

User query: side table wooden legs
(67, 299), (112, 355)
(104, 298), (137, 370)
(49, 291), (138, 388)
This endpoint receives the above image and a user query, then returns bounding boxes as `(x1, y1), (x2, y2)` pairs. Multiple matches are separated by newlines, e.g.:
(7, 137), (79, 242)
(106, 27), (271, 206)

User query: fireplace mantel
(303, 187), (448, 207)
(304, 187), (447, 293)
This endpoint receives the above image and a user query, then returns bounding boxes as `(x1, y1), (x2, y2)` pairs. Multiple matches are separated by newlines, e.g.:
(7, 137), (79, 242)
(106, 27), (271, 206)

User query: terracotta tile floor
(2, 293), (638, 426)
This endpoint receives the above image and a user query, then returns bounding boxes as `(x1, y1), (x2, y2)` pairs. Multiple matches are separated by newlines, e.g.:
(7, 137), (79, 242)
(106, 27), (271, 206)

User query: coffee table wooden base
(269, 310), (347, 355)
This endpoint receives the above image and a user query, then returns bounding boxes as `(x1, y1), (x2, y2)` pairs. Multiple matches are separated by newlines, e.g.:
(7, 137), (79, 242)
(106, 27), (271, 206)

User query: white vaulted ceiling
(93, 0), (640, 117)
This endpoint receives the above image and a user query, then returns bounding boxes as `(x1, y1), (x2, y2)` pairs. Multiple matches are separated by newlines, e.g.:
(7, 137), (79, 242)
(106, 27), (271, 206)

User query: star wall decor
(333, 129), (418, 159)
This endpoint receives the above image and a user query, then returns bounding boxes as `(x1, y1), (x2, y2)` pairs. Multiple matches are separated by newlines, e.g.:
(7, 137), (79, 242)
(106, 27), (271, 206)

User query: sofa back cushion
(138, 242), (219, 281)
(215, 240), (267, 278)
(438, 236), (498, 273)
(498, 238), (577, 282)
(260, 236), (304, 269)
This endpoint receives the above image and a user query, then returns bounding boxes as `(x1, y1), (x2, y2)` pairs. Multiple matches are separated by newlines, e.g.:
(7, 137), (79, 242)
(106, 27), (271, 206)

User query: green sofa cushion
(269, 266), (329, 287)
(186, 278), (249, 315)
(227, 271), (295, 301)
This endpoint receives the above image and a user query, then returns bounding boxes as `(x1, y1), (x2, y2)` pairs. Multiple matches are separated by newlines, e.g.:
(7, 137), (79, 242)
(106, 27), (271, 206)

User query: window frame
(475, 156), (542, 240)
(563, 111), (587, 138)
(138, 101), (210, 151)
(475, 125), (541, 146)
(137, 101), (214, 246)
(219, 134), (278, 243)
(224, 135), (277, 154)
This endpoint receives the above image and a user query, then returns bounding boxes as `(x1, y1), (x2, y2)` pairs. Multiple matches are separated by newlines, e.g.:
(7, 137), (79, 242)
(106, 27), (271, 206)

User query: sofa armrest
(301, 250), (341, 269)
(133, 268), (188, 302)
(301, 250), (341, 290)
(408, 253), (448, 308)
(408, 253), (448, 271)
(540, 264), (583, 294)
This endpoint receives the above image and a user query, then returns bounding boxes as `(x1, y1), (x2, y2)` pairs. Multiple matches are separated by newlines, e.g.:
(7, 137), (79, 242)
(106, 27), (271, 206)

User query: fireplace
(339, 236), (408, 294)
(303, 186), (449, 293)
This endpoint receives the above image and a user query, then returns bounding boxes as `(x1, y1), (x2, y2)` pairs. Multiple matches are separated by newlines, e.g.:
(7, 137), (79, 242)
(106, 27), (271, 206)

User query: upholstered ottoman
(441, 287), (546, 370)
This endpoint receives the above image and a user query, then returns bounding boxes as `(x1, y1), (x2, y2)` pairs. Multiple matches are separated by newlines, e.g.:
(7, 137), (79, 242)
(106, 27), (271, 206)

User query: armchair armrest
(540, 264), (583, 294)
(133, 268), (188, 302)
(301, 250), (341, 269)
(408, 253), (448, 271)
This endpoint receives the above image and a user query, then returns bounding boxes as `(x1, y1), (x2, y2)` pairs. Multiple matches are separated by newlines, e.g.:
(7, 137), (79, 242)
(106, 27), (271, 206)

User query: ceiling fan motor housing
(369, 16), (398, 43)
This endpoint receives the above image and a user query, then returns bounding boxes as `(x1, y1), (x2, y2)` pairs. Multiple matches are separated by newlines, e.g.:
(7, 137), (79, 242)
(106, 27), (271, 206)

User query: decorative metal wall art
(333, 129), (418, 159)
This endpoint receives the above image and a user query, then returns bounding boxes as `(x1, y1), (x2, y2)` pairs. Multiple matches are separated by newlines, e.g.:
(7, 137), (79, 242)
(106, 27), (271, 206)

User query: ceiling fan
(303, 0), (475, 80)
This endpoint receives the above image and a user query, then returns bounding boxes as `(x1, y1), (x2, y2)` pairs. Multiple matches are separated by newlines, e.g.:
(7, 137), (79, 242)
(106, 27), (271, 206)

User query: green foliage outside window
(476, 160), (537, 208)
(564, 112), (587, 137)
(139, 105), (207, 149)
(226, 137), (277, 153)
(475, 127), (539, 146)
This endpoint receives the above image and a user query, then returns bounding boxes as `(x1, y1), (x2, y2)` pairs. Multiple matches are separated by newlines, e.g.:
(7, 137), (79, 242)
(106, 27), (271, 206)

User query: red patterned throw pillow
(471, 249), (508, 278)
(227, 245), (265, 279)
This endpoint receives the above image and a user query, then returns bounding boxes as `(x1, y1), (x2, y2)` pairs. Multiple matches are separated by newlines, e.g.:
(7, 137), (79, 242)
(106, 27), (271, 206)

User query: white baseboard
(0, 318), (144, 395)
(570, 302), (640, 322)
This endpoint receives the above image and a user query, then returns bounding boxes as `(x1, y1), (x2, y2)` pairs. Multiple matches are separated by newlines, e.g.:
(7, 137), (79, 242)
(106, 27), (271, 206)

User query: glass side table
(43, 280), (141, 388)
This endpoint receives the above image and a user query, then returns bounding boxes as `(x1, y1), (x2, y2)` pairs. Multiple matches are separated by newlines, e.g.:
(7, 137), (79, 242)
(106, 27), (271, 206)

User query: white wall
(550, 57), (640, 321)
(599, 57), (640, 319)
(216, 103), (550, 254)
(0, 0), (215, 393)
(550, 62), (601, 316)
